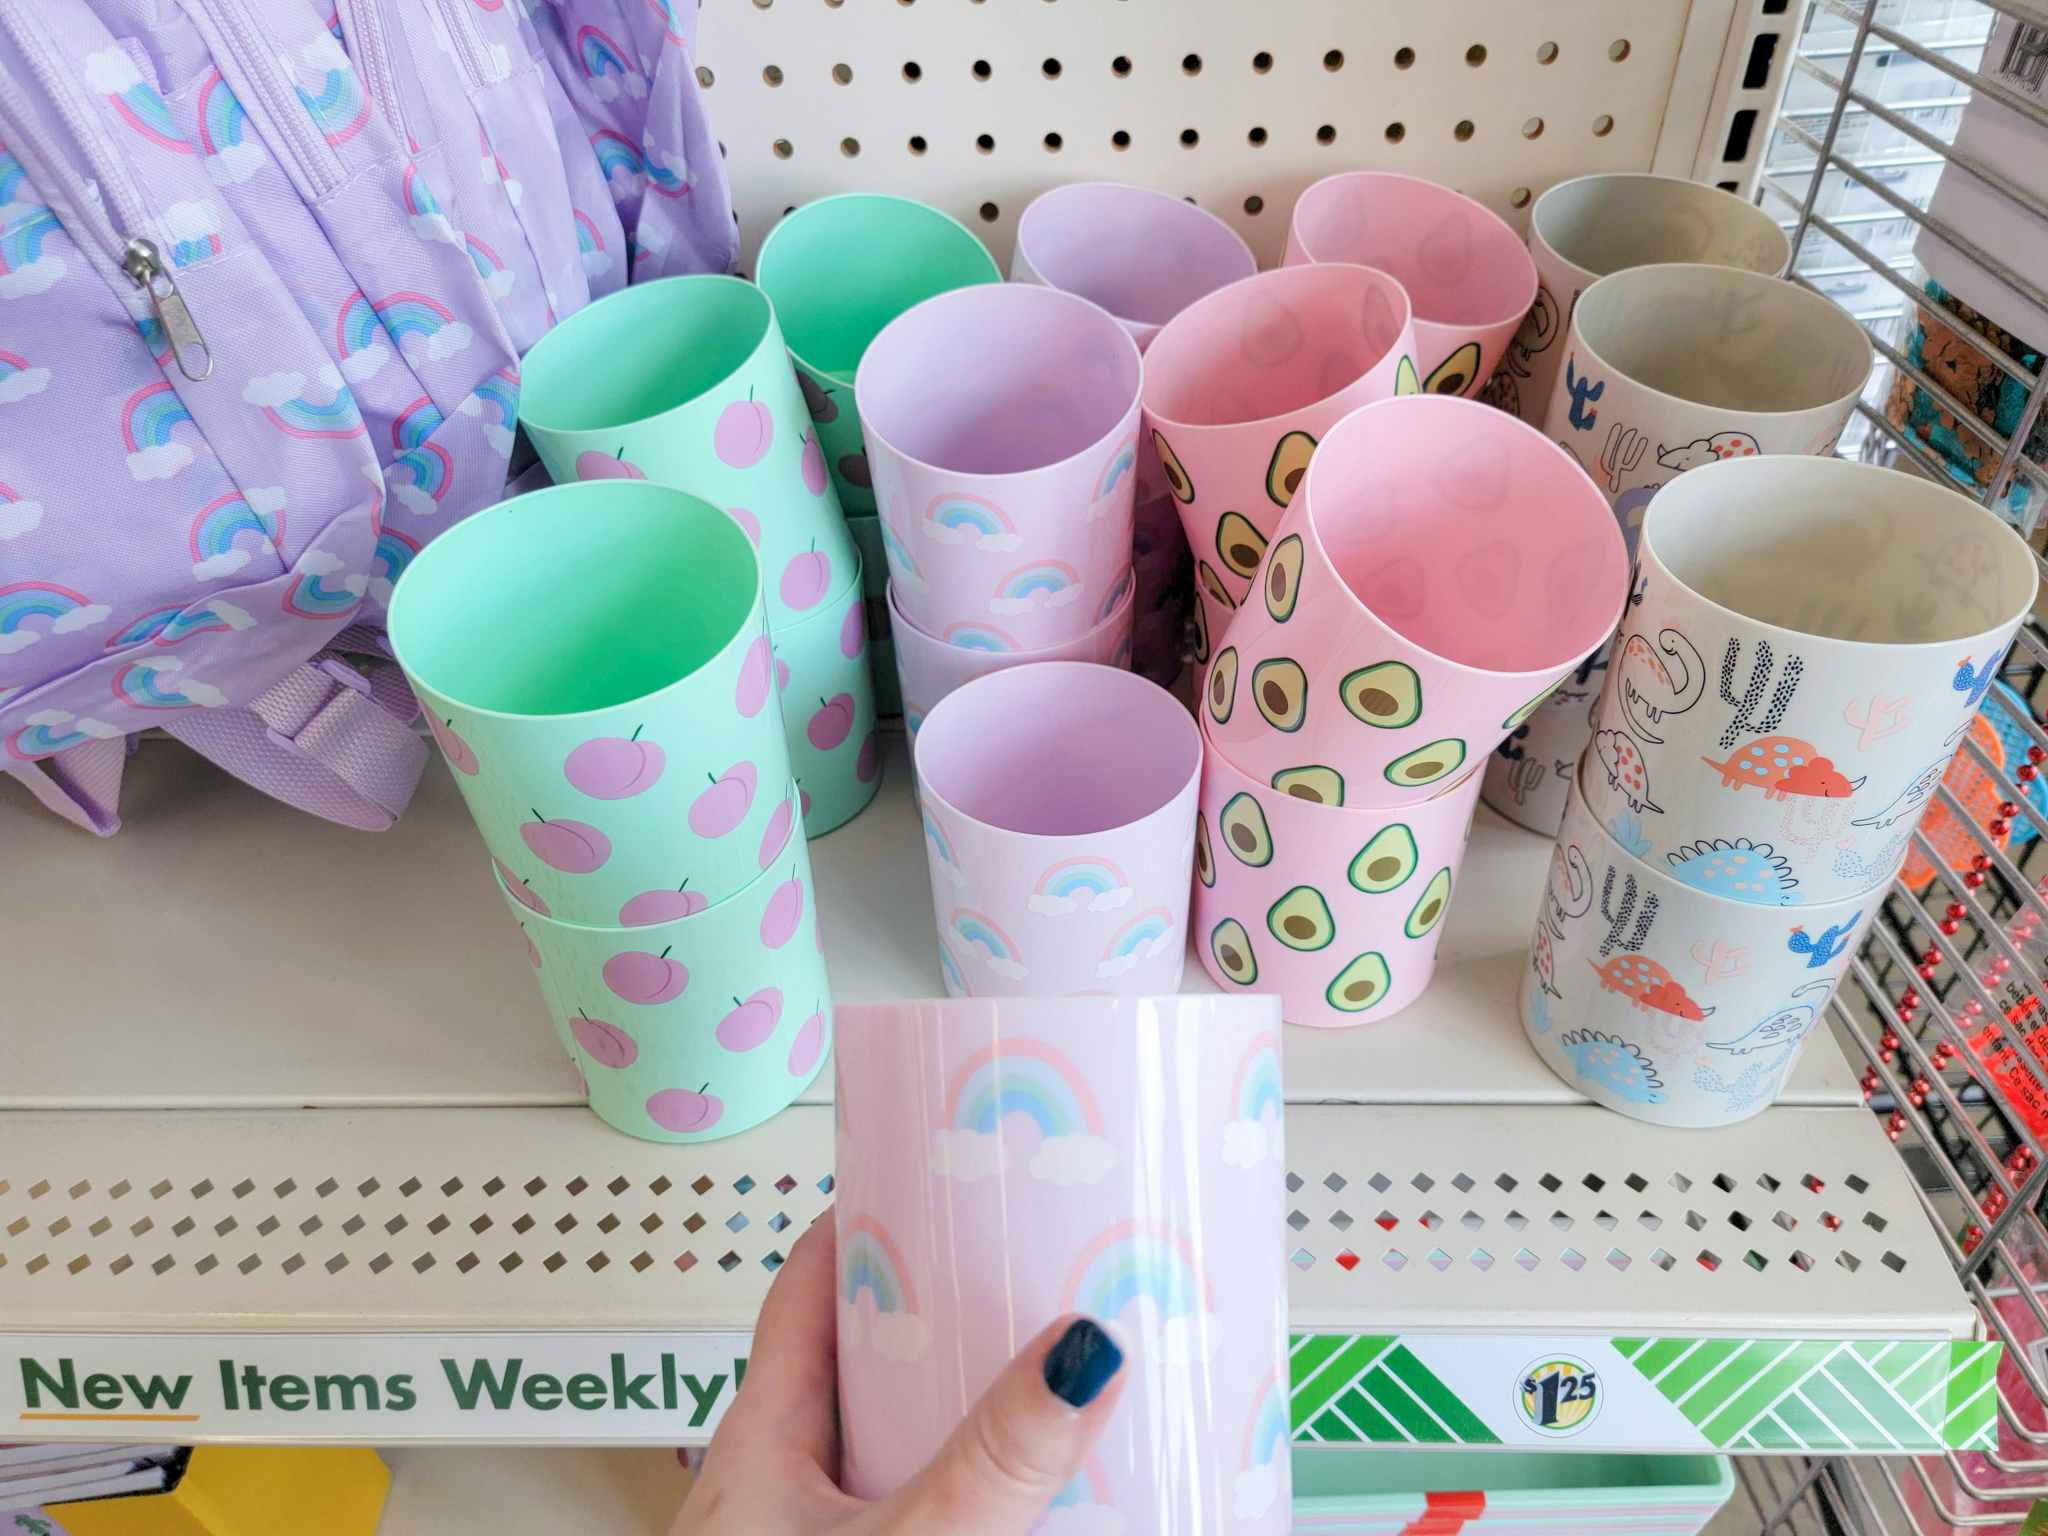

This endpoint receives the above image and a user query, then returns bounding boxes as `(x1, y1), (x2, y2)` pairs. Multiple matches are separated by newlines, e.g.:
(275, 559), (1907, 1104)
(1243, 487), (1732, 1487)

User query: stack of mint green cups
(386, 484), (830, 1144)
(754, 196), (1004, 720)
(519, 275), (880, 836)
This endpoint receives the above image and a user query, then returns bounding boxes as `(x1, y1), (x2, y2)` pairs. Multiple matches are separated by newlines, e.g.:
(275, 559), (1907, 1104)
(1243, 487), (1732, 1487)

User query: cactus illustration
(1599, 422), (1650, 492)
(1786, 911), (1864, 970)
(1832, 832), (1908, 885)
(1693, 1057), (1779, 1115)
(1564, 355), (1604, 431)
(1718, 638), (1804, 751)
(1597, 864), (1660, 957)
(1504, 755), (1549, 804)
(1954, 653), (2000, 710)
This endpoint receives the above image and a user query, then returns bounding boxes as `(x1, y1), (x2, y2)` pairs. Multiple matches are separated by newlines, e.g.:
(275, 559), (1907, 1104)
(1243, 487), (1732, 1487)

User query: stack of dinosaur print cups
(1522, 453), (2036, 1127)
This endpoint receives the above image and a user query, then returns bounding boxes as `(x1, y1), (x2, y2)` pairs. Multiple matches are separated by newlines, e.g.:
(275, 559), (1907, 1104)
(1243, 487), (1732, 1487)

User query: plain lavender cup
(1285, 171), (1537, 401)
(889, 568), (1135, 739)
(913, 661), (1202, 998)
(1140, 263), (1418, 671)
(834, 994), (1289, 1531)
(1203, 394), (1628, 807)
(858, 285), (1145, 652)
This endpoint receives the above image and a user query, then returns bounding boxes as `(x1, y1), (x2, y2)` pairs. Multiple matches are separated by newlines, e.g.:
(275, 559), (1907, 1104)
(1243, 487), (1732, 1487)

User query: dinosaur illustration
(1832, 832), (1909, 886)
(1540, 842), (1594, 939)
(1514, 286), (1560, 365)
(1564, 355), (1603, 431)
(1588, 955), (1713, 1019)
(1594, 728), (1663, 814)
(1955, 653), (2001, 710)
(1615, 628), (1704, 745)
(1787, 911), (1864, 970)
(1656, 431), (1762, 472)
(1708, 980), (1836, 1055)
(1850, 755), (1949, 830)
(1561, 1028), (1666, 1105)
(1614, 483), (1661, 558)
(1693, 1057), (1780, 1115)
(1698, 736), (1865, 800)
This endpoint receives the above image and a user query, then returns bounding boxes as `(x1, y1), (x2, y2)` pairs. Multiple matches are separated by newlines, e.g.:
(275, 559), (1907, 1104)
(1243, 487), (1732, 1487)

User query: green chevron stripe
(1359, 1363), (1447, 1442)
(1287, 1336), (1498, 1446)
(1290, 1335), (1395, 1431)
(1315, 1385), (1402, 1443)
(1770, 1390), (1837, 1450)
(1657, 1338), (1748, 1400)
(1698, 1342), (1824, 1440)
(1626, 1338), (1696, 1379)
(1383, 1346), (1498, 1443)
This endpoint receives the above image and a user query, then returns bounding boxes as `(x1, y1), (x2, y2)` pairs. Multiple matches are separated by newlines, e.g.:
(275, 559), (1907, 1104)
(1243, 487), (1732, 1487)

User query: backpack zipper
(0, 0), (213, 380)
(333, 0), (411, 147)
(184, 0), (347, 199)
(427, 0), (491, 89)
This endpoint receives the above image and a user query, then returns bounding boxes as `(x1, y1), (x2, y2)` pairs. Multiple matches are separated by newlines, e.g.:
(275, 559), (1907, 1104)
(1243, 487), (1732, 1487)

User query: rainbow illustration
(282, 552), (368, 621)
(1094, 436), (1137, 502)
(0, 581), (110, 654)
(990, 559), (1082, 615)
(0, 203), (60, 298)
(189, 490), (282, 580)
(1095, 567), (1135, 625)
(388, 398), (452, 515)
(838, 1214), (926, 1360)
(879, 518), (924, 589)
(368, 529), (420, 604)
(292, 44), (372, 147)
(589, 129), (644, 185)
(937, 942), (966, 995)
(394, 397), (443, 452)
(373, 291), (467, 362)
(644, 145), (688, 199)
(1231, 1033), (1284, 1126)
(0, 143), (28, 205)
(6, 709), (122, 762)
(121, 380), (197, 478)
(465, 233), (513, 295)
(456, 367), (520, 451)
(196, 71), (252, 163)
(575, 25), (644, 96)
(950, 909), (1027, 979)
(86, 50), (192, 153)
(922, 492), (1020, 550)
(0, 347), (49, 405)
(0, 479), (38, 540)
(1062, 1221), (1214, 1340)
(1097, 907), (1177, 979)
(166, 227), (220, 267)
(113, 657), (224, 709)
(921, 809), (966, 886)
(944, 1038), (1105, 1140)
(1234, 1371), (1290, 1520)
(572, 209), (612, 276)
(940, 623), (1017, 653)
(402, 162), (456, 242)
(1028, 856), (1133, 916)
(645, 0), (689, 44)
(108, 606), (183, 647)
(334, 290), (389, 377)
(242, 365), (367, 441)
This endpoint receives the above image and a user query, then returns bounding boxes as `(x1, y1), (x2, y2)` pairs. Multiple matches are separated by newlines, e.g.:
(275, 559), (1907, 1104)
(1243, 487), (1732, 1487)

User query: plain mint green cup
(387, 482), (790, 926)
(754, 195), (1002, 516)
(518, 275), (858, 631)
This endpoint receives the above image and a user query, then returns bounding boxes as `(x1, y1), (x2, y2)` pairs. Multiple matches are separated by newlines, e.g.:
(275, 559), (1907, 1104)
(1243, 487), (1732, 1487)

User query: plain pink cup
(1204, 394), (1628, 808)
(1140, 263), (1417, 672)
(913, 661), (1202, 998)
(1286, 171), (1538, 401)
(858, 285), (1145, 652)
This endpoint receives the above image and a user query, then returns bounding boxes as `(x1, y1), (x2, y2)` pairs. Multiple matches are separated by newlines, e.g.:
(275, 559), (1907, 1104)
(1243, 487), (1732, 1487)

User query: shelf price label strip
(1287, 1334), (2000, 1453)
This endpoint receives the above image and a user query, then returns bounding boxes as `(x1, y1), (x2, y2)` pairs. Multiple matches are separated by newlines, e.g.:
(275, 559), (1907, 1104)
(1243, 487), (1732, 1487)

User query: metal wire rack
(1756, 0), (2048, 1527)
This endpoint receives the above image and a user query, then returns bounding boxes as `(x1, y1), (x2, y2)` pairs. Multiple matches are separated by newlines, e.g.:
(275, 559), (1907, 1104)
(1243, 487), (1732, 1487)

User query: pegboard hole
(975, 133), (995, 154)
(1537, 41), (1559, 65)
(1317, 124), (1338, 145)
(1043, 131), (1063, 152)
(1510, 186), (1532, 208)
(902, 61), (922, 82)
(1111, 129), (1131, 150)
(751, 0), (770, 8)
(1465, 44), (1488, 66)
(1042, 57), (1061, 78)
(695, 66), (713, 88)
(1244, 194), (1264, 215)
(762, 65), (783, 87)
(1111, 55), (1132, 77)
(1593, 114), (1615, 137)
(907, 135), (926, 155)
(772, 138), (793, 159)
(1522, 117), (1545, 139)
(1323, 49), (1344, 71)
(1394, 46), (1415, 70)
(1384, 122), (1405, 144)
(1610, 38), (1632, 62)
(1252, 51), (1274, 73)
(1180, 128), (1199, 148)
(1182, 53), (1203, 75)
(1248, 126), (1268, 146)
(831, 62), (853, 85)
(978, 202), (999, 223)
(971, 59), (992, 81)
(840, 137), (860, 157)
(1454, 120), (1474, 142)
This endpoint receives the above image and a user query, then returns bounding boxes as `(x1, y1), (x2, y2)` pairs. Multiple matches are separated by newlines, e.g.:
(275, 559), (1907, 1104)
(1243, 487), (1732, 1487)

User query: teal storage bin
(1291, 1448), (1734, 1533)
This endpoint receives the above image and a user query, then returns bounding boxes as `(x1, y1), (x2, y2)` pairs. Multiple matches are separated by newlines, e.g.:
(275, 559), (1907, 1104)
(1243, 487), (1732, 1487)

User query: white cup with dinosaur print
(1521, 758), (1879, 1127)
(1581, 454), (2036, 907)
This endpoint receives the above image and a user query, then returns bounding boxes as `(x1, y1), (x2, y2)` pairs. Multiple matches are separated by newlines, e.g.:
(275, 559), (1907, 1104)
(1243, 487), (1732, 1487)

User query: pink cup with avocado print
(1194, 713), (1486, 1026)
(498, 778), (827, 1144)
(858, 284), (1146, 653)
(1140, 263), (1418, 673)
(913, 661), (1202, 998)
(1204, 394), (1628, 809)
(386, 482), (790, 925)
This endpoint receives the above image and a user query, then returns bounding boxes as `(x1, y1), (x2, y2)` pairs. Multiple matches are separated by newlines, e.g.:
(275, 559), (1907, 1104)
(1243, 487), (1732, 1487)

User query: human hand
(674, 1216), (1125, 1536)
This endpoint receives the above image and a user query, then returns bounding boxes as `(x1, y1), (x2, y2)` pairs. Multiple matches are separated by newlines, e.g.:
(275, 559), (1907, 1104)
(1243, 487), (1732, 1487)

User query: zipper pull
(121, 237), (212, 382)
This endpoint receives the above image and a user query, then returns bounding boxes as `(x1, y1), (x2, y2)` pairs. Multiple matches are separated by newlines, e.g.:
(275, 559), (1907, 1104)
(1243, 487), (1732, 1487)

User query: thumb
(862, 1315), (1125, 1536)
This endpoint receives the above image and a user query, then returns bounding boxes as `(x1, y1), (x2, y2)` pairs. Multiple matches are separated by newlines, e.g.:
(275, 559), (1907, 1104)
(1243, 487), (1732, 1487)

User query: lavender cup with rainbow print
(913, 662), (1201, 998)
(858, 284), (1146, 653)
(834, 994), (1290, 1531)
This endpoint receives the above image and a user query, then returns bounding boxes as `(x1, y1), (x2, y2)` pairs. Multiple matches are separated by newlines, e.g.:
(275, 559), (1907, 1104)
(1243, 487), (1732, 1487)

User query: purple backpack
(0, 0), (734, 834)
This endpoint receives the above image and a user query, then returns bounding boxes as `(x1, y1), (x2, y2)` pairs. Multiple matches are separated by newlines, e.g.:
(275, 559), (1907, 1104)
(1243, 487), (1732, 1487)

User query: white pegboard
(695, 0), (1762, 271)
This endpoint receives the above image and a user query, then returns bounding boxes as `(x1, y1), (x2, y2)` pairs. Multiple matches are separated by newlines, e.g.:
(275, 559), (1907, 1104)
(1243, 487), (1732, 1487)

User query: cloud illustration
(192, 549), (251, 581)
(0, 366), (51, 404)
(1027, 885), (1133, 918)
(339, 340), (390, 383)
(1222, 1117), (1278, 1170)
(842, 1299), (930, 1364)
(0, 629), (39, 654)
(127, 443), (192, 481)
(390, 477), (438, 519)
(245, 485), (287, 517)
(243, 371), (307, 408)
(1029, 1133), (1116, 1188)
(83, 47), (145, 92)
(400, 321), (473, 364)
(0, 498), (43, 539)
(409, 211), (458, 244)
(204, 140), (266, 186)
(1233, 1464), (1281, 1521)
(164, 199), (221, 242)
(991, 586), (1082, 616)
(0, 254), (63, 298)
(51, 604), (110, 635)
(931, 1127), (1007, 1184)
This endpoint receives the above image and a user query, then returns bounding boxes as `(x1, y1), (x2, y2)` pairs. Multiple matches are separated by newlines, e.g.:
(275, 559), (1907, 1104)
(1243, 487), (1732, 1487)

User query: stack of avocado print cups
(388, 483), (831, 1145)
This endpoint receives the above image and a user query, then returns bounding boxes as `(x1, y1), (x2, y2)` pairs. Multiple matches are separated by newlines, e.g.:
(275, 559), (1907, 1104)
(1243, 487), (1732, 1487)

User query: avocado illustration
(1267, 885), (1336, 951)
(1340, 660), (1422, 730)
(1252, 658), (1308, 732)
(1208, 646), (1239, 724)
(1424, 341), (1485, 397)
(1195, 813), (1215, 888)
(1265, 431), (1317, 507)
(1197, 560), (1237, 612)
(1405, 867), (1453, 938)
(1272, 765), (1344, 805)
(1394, 355), (1421, 396)
(1215, 512), (1268, 581)
(1265, 533), (1304, 622)
(1154, 429), (1195, 504)
(1348, 823), (1418, 893)
(1383, 738), (1466, 789)
(1219, 791), (1273, 867)
(1326, 951), (1392, 1013)
(1191, 597), (1212, 664)
(1503, 684), (1554, 730)
(1211, 918), (1258, 985)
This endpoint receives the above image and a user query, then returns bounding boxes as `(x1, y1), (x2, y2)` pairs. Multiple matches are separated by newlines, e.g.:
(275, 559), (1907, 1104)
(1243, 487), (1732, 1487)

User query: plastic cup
(1203, 394), (1628, 808)
(1494, 173), (1792, 423)
(913, 662), (1202, 998)
(833, 994), (1289, 1532)
(859, 284), (1145, 651)
(1521, 761), (1875, 1128)
(1195, 712), (1485, 1027)
(889, 570), (1135, 738)
(1582, 454), (2036, 905)
(1285, 172), (1537, 405)
(387, 483), (789, 925)
(774, 554), (883, 837)
(1141, 263), (1418, 670)
(517, 274), (858, 630)
(497, 784), (827, 1143)
(755, 194), (1003, 515)
(1544, 264), (1873, 528)
(1479, 656), (1605, 837)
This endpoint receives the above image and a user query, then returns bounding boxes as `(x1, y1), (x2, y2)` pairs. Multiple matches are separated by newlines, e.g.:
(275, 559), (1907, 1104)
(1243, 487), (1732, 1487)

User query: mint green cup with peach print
(500, 780), (830, 1145)
(387, 482), (791, 926)
(775, 554), (883, 836)
(518, 274), (859, 631)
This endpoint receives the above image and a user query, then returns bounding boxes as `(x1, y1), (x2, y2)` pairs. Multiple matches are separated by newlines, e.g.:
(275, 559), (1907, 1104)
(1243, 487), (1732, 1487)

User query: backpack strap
(164, 650), (429, 832)
(2, 736), (129, 837)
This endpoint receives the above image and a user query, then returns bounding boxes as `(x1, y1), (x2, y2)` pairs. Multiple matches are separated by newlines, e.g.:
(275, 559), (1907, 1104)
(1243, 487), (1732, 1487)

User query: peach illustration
(855, 730), (880, 784)
(564, 724), (664, 799)
(727, 506), (760, 546)
(736, 633), (773, 718)
(808, 693), (855, 751)
(798, 372), (837, 423)
(646, 1084), (724, 1133)
(604, 945), (689, 1005)
(758, 795), (796, 869)
(715, 388), (774, 468)
(495, 858), (551, 916)
(789, 1006), (825, 1077)
(800, 431), (828, 495)
(571, 1009), (639, 1068)
(431, 716), (479, 776)
(619, 882), (708, 926)
(718, 987), (783, 1051)
(690, 761), (759, 837)
(520, 811), (611, 873)
(780, 541), (833, 612)
(519, 926), (540, 969)
(575, 446), (645, 481)
(839, 600), (866, 659)
(838, 452), (870, 489)
(760, 867), (804, 949)
(776, 655), (791, 693)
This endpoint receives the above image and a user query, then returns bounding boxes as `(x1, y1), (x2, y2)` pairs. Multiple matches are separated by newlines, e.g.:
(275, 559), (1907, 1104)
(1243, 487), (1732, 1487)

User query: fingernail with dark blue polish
(1043, 1318), (1122, 1409)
